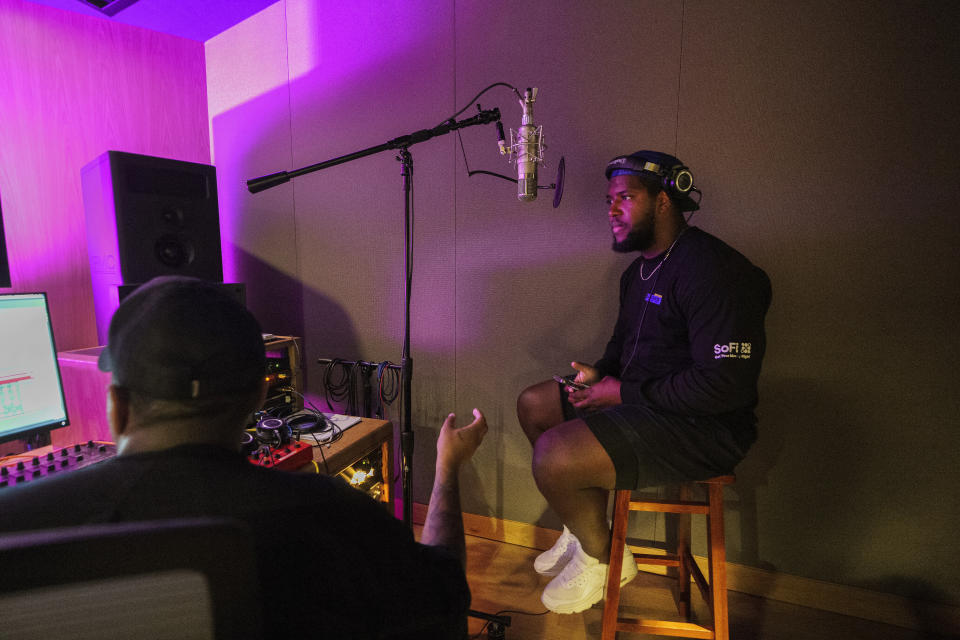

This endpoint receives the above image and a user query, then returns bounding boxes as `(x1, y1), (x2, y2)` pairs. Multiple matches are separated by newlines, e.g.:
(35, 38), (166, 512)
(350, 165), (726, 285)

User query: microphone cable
(348, 360), (364, 416)
(469, 608), (549, 640)
(322, 358), (351, 412)
(280, 386), (343, 475)
(437, 82), (521, 127)
(446, 82), (546, 187)
(376, 360), (400, 420)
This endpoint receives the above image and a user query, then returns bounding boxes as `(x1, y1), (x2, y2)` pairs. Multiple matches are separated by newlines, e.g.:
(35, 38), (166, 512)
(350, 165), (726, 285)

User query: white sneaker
(616, 541), (639, 585)
(540, 543), (639, 614)
(534, 526), (580, 576)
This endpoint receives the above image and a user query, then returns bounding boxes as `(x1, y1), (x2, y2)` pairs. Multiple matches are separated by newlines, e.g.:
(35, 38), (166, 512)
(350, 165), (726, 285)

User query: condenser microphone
(516, 87), (540, 201)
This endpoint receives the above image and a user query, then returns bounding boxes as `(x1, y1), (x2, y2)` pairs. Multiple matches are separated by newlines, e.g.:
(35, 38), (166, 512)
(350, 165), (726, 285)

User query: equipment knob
(60, 449), (69, 457)
(0, 467), (8, 476)
(46, 452), (54, 461)
(74, 444), (82, 453)
(60, 459), (69, 468)
(32, 457), (40, 466)
(47, 464), (56, 473)
(16, 461), (25, 471)
(87, 440), (95, 448)
(99, 445), (107, 453)
(32, 469), (41, 478)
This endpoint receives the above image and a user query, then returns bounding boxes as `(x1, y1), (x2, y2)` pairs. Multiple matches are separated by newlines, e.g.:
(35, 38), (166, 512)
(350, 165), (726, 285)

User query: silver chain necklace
(639, 227), (688, 281)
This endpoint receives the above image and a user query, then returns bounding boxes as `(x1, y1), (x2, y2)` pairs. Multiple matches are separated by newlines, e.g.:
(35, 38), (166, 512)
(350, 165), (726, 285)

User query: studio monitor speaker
(82, 150), (223, 343)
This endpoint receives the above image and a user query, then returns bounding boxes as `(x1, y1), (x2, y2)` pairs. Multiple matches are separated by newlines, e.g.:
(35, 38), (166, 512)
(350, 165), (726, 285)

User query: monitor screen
(0, 293), (69, 445)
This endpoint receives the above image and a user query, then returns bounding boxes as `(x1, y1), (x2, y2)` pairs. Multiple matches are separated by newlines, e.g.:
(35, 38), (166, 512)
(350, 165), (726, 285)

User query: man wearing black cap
(516, 151), (771, 614)
(0, 276), (485, 638)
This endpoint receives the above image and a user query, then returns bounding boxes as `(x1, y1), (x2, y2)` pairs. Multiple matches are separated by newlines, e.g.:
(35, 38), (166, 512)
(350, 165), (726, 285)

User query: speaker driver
(155, 234), (195, 268)
(161, 206), (186, 228)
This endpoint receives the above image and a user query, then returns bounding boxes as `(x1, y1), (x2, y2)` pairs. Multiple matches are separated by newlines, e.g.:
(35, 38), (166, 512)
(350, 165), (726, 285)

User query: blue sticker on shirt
(645, 293), (663, 305)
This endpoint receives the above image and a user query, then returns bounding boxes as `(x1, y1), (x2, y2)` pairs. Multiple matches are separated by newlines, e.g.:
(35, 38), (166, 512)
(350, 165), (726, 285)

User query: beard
(611, 225), (654, 253)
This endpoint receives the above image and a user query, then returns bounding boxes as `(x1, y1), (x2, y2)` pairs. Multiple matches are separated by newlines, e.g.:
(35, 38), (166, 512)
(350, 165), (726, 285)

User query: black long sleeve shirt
(594, 226), (772, 424)
(0, 444), (469, 639)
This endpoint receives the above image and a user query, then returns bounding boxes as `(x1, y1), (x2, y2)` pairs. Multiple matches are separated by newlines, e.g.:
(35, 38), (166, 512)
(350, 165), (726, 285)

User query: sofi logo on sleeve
(714, 342), (752, 359)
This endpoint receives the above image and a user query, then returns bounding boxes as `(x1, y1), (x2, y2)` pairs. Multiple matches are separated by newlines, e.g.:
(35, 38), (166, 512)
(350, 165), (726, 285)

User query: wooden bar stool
(601, 475), (734, 640)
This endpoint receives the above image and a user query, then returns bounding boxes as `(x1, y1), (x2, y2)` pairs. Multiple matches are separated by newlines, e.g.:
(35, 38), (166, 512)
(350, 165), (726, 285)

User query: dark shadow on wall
(864, 577), (960, 639)
(729, 375), (792, 572)
(299, 282), (362, 370)
(234, 248), (304, 340)
(718, 375), (795, 640)
(233, 248), (361, 396)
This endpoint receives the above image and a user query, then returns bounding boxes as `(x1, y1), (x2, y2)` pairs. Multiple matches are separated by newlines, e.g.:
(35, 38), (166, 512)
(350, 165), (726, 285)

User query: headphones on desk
(254, 417), (292, 447)
(244, 404), (332, 448)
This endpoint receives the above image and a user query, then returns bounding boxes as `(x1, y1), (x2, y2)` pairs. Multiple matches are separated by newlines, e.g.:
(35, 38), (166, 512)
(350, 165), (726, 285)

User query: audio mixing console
(0, 441), (117, 489)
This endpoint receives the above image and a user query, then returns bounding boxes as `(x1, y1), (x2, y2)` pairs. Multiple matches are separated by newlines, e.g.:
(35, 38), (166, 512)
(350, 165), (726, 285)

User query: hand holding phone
(553, 374), (590, 391)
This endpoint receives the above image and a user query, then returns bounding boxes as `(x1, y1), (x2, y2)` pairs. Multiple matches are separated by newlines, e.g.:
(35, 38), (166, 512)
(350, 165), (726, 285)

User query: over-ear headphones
(255, 417), (292, 446)
(660, 164), (695, 198)
(605, 150), (700, 211)
(244, 406), (330, 451)
(240, 431), (258, 455)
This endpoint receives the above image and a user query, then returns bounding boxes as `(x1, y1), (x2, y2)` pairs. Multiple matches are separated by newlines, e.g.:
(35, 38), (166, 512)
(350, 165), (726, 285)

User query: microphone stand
(247, 107), (502, 529)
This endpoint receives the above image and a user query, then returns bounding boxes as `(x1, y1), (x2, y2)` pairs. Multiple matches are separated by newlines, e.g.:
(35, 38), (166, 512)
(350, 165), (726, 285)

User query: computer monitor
(0, 293), (69, 445)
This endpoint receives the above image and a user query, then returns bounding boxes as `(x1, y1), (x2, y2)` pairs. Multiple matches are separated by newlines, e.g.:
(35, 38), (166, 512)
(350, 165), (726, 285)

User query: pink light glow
(0, 0), (210, 349)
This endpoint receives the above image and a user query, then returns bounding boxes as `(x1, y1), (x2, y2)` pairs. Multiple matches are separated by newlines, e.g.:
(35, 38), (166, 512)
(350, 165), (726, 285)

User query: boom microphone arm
(247, 108), (502, 193)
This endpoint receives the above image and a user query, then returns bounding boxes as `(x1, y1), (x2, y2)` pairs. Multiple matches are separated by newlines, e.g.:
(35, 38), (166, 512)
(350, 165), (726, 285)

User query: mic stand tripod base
(468, 609), (511, 639)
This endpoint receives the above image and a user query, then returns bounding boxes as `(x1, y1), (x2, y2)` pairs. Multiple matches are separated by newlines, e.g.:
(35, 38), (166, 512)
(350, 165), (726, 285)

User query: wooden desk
(302, 418), (393, 511)
(55, 347), (112, 447)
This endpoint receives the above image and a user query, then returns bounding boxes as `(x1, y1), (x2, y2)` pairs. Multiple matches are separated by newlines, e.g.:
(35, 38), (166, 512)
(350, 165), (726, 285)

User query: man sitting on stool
(517, 150), (771, 614)
(0, 275), (487, 639)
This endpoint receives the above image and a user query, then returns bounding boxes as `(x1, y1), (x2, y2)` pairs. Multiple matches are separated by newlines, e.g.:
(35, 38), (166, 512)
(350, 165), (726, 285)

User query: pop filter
(552, 156), (565, 209)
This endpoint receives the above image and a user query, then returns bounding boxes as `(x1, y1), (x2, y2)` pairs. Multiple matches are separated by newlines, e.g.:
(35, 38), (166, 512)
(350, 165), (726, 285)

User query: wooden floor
(461, 534), (947, 640)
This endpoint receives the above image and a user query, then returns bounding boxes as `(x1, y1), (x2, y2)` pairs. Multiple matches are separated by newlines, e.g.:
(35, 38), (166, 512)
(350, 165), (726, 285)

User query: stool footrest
(614, 617), (715, 639)
(635, 552), (681, 567)
(683, 548), (711, 604)
(629, 499), (710, 514)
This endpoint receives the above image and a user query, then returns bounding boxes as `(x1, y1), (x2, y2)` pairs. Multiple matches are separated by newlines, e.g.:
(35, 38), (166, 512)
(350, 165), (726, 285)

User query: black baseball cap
(98, 276), (266, 399)
(605, 150), (700, 212)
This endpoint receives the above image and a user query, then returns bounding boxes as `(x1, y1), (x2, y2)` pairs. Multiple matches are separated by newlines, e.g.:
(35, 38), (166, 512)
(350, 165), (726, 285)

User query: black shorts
(561, 391), (755, 490)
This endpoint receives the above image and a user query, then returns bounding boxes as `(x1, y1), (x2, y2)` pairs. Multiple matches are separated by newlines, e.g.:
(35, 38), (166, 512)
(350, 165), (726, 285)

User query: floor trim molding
(413, 504), (960, 634)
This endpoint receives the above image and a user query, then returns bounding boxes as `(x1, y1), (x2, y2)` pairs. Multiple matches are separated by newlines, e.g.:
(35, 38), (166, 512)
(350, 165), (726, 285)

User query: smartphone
(553, 374), (590, 391)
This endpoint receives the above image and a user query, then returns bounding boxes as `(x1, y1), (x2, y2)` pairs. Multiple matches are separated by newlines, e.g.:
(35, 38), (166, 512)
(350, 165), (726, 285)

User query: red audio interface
(247, 440), (313, 471)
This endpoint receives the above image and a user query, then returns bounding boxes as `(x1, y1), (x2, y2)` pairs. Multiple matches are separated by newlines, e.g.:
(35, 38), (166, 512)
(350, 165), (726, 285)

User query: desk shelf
(301, 418), (394, 511)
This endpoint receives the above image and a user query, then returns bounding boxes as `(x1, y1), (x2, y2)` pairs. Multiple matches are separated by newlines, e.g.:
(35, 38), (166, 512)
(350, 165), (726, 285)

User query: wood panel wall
(0, 0), (210, 351)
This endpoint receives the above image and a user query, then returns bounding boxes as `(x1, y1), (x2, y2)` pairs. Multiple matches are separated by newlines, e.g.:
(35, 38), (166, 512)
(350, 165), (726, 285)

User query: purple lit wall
(0, 0), (210, 350)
